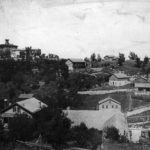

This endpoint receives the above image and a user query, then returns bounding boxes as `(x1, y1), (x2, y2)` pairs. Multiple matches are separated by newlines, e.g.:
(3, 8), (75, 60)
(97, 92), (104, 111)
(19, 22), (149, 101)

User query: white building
(64, 97), (128, 135)
(98, 97), (121, 111)
(109, 72), (130, 87)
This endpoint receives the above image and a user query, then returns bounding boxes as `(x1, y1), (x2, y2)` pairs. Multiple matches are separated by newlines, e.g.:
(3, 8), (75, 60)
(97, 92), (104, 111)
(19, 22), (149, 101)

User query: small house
(65, 59), (86, 72)
(1, 97), (47, 124)
(109, 72), (130, 87)
(134, 76), (150, 95)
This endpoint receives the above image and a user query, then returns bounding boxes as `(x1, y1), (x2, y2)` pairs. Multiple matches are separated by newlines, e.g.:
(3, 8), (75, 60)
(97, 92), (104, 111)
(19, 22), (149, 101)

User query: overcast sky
(0, 0), (150, 59)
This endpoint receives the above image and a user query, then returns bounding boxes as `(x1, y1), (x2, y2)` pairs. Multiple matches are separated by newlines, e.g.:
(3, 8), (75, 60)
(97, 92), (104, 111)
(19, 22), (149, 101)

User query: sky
(0, 0), (150, 59)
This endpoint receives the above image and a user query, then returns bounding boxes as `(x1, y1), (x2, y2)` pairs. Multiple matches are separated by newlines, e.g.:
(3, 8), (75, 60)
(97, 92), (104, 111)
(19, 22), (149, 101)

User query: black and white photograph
(0, 0), (150, 149)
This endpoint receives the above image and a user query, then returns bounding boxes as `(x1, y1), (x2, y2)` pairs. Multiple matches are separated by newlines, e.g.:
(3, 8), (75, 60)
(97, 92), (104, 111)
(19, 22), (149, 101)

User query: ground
(103, 142), (148, 150)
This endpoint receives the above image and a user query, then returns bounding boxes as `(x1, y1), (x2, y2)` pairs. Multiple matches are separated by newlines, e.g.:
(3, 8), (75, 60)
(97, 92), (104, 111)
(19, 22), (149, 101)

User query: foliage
(135, 57), (141, 68)
(104, 126), (120, 141)
(70, 123), (102, 149)
(8, 114), (36, 141)
(128, 52), (138, 60)
(118, 53), (125, 66)
(34, 107), (71, 149)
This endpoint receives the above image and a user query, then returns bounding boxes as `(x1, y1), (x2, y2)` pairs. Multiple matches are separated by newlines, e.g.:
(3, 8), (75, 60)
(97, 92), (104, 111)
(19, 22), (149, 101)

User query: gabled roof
(1, 97), (48, 115)
(98, 97), (120, 105)
(68, 58), (85, 63)
(18, 93), (34, 99)
(113, 73), (129, 79)
(16, 98), (47, 113)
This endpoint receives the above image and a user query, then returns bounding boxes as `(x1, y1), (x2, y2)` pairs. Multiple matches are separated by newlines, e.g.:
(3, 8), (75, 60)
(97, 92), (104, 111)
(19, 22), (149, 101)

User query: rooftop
(64, 109), (128, 134)
(98, 97), (121, 105)
(113, 72), (129, 79)
(17, 97), (48, 113)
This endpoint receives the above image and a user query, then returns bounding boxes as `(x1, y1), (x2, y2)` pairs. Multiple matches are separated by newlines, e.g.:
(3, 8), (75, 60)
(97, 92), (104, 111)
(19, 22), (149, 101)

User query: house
(134, 76), (150, 95)
(1, 97), (47, 124)
(97, 97), (121, 111)
(109, 72), (130, 87)
(65, 59), (86, 72)
(104, 55), (118, 61)
(64, 97), (128, 135)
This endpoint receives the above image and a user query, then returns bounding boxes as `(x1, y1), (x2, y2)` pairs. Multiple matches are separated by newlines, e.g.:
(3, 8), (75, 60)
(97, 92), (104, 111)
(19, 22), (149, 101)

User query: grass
(103, 142), (144, 150)
(76, 92), (150, 112)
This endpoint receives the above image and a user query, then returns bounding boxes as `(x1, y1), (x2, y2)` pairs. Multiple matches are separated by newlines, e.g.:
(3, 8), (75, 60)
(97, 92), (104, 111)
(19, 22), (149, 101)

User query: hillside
(75, 92), (150, 112)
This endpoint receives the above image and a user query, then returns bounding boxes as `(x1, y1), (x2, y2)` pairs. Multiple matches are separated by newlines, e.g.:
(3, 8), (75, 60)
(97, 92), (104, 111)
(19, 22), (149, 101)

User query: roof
(113, 73), (129, 79)
(64, 109), (128, 134)
(18, 93), (34, 99)
(127, 104), (150, 117)
(68, 58), (85, 63)
(1, 97), (48, 115)
(16, 98), (48, 113)
(98, 97), (121, 105)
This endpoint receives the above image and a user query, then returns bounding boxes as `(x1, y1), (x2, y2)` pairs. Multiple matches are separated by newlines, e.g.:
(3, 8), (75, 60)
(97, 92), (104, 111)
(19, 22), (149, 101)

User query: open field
(76, 92), (150, 112)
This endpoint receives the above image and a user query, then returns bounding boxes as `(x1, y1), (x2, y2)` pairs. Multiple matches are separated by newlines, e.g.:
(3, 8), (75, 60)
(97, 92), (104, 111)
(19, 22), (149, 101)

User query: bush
(104, 126), (120, 141)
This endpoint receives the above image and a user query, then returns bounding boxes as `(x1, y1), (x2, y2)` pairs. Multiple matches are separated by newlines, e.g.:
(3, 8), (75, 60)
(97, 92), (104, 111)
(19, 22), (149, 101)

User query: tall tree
(90, 53), (96, 62)
(118, 53), (125, 66)
(135, 57), (141, 68)
(97, 54), (101, 62)
(128, 51), (138, 60)
(142, 56), (149, 71)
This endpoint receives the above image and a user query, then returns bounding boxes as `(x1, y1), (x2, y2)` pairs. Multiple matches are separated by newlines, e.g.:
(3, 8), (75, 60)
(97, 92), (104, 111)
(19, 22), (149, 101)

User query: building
(64, 109), (128, 135)
(0, 39), (18, 50)
(98, 97), (121, 111)
(0, 39), (19, 59)
(104, 55), (118, 61)
(1, 97), (47, 124)
(134, 76), (150, 95)
(64, 97), (128, 135)
(109, 72), (130, 87)
(65, 59), (86, 72)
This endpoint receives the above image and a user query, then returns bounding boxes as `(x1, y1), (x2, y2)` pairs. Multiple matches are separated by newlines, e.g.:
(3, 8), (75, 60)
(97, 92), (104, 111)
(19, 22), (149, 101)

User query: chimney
(4, 99), (8, 109)
(5, 39), (9, 45)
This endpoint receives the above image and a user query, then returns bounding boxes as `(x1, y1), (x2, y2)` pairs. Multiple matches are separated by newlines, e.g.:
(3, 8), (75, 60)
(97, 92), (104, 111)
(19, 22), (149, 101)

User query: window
(116, 105), (118, 108)
(102, 105), (104, 108)
(106, 105), (108, 109)
(112, 105), (114, 108)
(13, 106), (16, 112)
(17, 106), (21, 113)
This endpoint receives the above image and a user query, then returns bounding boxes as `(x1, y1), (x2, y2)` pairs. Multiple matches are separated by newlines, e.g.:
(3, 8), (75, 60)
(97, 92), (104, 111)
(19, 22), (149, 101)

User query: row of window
(102, 105), (118, 109)
(13, 106), (21, 113)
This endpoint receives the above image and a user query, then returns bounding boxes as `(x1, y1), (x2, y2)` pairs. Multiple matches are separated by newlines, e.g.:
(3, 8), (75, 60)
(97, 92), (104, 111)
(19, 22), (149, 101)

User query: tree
(118, 53), (125, 66)
(9, 114), (36, 141)
(135, 57), (141, 68)
(90, 53), (96, 62)
(128, 51), (138, 60)
(142, 56), (149, 71)
(97, 54), (101, 62)
(104, 127), (120, 141)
